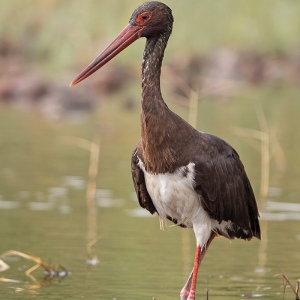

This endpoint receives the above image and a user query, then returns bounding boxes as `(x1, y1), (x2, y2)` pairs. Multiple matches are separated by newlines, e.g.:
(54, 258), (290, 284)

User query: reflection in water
(0, 174), (86, 213)
(241, 292), (262, 298)
(125, 208), (155, 218)
(58, 205), (72, 214)
(2, 186), (299, 222)
(260, 200), (300, 221)
(63, 135), (103, 270)
(86, 235), (100, 266)
(260, 212), (300, 221)
(63, 176), (86, 190)
(0, 200), (20, 209)
(28, 202), (55, 211)
(0, 91), (299, 299)
(96, 197), (124, 208)
(266, 200), (300, 212)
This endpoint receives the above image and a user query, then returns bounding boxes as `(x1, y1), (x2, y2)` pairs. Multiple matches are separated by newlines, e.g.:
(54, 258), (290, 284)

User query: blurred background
(0, 1), (299, 299)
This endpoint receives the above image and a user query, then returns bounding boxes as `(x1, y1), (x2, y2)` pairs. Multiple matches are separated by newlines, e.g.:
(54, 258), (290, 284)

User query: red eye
(136, 12), (152, 25)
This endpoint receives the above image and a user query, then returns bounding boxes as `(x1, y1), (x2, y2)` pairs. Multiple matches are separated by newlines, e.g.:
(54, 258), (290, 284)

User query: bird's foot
(180, 289), (195, 300)
(180, 288), (189, 300)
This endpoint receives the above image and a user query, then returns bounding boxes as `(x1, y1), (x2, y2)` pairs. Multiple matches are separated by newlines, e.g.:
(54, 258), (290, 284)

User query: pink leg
(180, 269), (193, 300)
(180, 232), (216, 300)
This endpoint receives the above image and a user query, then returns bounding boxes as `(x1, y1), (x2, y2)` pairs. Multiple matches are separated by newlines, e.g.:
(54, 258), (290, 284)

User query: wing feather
(193, 133), (260, 239)
(131, 145), (157, 215)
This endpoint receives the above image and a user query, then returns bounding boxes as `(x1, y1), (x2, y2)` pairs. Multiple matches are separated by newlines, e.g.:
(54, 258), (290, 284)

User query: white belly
(138, 160), (220, 247)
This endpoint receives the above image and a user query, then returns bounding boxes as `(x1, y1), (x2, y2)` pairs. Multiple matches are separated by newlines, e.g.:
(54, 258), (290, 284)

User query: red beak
(70, 24), (144, 86)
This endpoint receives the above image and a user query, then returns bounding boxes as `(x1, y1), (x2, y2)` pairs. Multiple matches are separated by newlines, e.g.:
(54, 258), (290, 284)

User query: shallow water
(0, 86), (299, 299)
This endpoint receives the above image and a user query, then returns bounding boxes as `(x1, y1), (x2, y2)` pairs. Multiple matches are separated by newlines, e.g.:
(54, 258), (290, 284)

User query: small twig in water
(206, 276), (210, 300)
(0, 259), (10, 272)
(275, 269), (300, 300)
(0, 250), (70, 280)
(296, 279), (300, 300)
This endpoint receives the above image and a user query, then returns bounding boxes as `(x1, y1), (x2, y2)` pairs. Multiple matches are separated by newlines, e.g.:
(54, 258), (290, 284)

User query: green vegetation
(1, 0), (300, 75)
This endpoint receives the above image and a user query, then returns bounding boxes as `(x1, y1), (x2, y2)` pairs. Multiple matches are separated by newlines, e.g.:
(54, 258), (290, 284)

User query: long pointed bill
(70, 24), (144, 86)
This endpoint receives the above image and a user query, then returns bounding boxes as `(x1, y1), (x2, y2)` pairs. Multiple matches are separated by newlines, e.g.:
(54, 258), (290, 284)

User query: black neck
(141, 33), (170, 114)
(139, 31), (180, 173)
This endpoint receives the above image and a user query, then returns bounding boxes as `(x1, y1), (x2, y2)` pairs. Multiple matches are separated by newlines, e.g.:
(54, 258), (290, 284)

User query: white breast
(138, 159), (220, 247)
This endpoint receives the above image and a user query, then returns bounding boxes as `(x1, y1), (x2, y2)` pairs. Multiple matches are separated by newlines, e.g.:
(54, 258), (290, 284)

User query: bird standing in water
(70, 2), (261, 299)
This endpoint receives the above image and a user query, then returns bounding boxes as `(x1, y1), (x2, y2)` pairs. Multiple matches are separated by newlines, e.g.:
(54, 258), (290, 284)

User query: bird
(70, 2), (261, 299)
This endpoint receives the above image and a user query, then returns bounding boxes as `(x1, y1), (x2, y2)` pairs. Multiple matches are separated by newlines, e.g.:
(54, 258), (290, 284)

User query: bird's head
(70, 1), (173, 86)
(129, 2), (173, 38)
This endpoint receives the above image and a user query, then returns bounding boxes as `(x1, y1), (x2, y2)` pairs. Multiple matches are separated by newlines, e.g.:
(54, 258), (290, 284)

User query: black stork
(70, 2), (261, 299)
